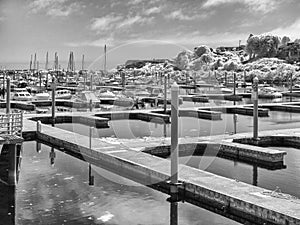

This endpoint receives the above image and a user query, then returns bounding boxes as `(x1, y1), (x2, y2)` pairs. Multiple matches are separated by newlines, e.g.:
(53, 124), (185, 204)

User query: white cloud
(90, 14), (153, 33)
(165, 9), (210, 21)
(28, 0), (82, 17)
(127, 0), (145, 5)
(269, 18), (300, 40)
(116, 15), (154, 29)
(90, 15), (123, 32)
(143, 6), (162, 15)
(47, 2), (81, 17)
(202, 0), (280, 13)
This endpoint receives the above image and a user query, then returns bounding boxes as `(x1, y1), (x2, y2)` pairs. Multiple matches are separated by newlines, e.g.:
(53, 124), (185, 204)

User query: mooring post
(194, 72), (197, 93)
(233, 72), (236, 96)
(89, 99), (93, 112)
(8, 144), (17, 186)
(171, 82), (179, 184)
(6, 77), (11, 134)
(185, 71), (188, 85)
(6, 76), (11, 114)
(252, 76), (259, 140)
(121, 72), (126, 88)
(243, 70), (246, 90)
(164, 74), (167, 113)
(90, 74), (93, 91)
(170, 82), (179, 225)
(51, 76), (56, 126)
(290, 71), (293, 102)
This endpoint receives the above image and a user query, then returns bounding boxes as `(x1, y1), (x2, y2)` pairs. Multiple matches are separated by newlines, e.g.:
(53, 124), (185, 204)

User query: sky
(0, 0), (299, 70)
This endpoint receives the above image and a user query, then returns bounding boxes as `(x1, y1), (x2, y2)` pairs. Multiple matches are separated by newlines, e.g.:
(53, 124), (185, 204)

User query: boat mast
(82, 54), (86, 90)
(45, 52), (49, 88)
(29, 54), (33, 73)
(72, 51), (75, 73)
(45, 52), (48, 71)
(104, 44), (107, 74)
(33, 53), (37, 75)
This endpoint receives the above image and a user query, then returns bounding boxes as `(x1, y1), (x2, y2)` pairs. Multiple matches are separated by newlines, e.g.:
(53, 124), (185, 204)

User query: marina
(1, 0), (300, 224)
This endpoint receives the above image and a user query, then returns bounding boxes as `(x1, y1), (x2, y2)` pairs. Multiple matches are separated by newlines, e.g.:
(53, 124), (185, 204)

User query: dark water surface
(56, 111), (300, 138)
(17, 142), (240, 225)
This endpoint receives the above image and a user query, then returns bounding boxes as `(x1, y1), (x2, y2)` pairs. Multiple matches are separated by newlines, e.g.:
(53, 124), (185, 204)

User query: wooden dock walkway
(21, 117), (300, 225)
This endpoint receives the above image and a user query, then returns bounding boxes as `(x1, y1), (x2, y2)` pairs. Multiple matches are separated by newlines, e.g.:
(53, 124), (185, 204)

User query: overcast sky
(0, 0), (299, 69)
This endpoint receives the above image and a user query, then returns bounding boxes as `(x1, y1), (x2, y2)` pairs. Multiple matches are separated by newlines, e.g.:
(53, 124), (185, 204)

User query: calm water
(16, 97), (300, 224)
(179, 147), (300, 198)
(56, 110), (300, 138)
(54, 110), (300, 198)
(17, 142), (240, 225)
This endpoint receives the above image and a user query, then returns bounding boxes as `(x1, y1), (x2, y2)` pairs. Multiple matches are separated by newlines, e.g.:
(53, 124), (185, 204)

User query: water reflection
(55, 109), (300, 140)
(49, 147), (56, 166)
(17, 142), (240, 225)
(0, 144), (16, 225)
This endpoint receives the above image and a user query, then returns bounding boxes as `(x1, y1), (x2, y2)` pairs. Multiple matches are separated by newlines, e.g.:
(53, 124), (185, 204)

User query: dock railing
(0, 112), (23, 136)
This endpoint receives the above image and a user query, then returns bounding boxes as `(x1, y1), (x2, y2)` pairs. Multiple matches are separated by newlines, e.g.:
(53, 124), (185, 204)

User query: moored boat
(258, 87), (282, 98)
(55, 89), (72, 99)
(35, 92), (50, 101)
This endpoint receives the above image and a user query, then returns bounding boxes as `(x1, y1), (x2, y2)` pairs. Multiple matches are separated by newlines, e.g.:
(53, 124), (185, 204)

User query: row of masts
(29, 45), (107, 73)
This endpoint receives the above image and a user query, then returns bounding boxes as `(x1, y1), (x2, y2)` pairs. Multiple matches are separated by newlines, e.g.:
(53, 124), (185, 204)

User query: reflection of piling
(253, 165), (258, 186)
(36, 121), (41, 153)
(50, 147), (55, 166)
(8, 144), (17, 186)
(252, 77), (259, 140)
(89, 127), (94, 185)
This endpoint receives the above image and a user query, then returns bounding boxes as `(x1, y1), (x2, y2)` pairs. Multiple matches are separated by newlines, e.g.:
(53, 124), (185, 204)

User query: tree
(246, 34), (260, 59)
(194, 45), (211, 58)
(294, 39), (300, 44)
(281, 36), (291, 46)
(246, 34), (281, 59)
(174, 51), (192, 70)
